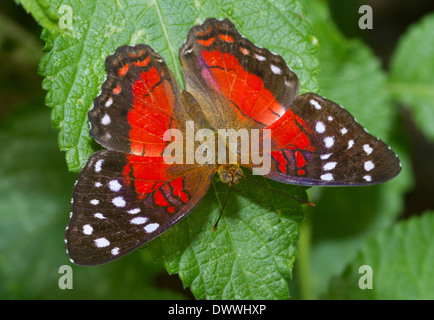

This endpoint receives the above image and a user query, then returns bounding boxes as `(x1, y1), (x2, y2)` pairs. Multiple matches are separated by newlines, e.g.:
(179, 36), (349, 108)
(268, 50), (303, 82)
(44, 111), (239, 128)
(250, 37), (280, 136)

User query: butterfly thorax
(217, 164), (245, 186)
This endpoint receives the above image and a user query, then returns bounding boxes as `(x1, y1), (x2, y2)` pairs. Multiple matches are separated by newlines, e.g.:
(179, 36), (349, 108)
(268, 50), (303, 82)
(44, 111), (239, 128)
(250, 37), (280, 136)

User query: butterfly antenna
(213, 185), (234, 232)
(236, 172), (315, 207)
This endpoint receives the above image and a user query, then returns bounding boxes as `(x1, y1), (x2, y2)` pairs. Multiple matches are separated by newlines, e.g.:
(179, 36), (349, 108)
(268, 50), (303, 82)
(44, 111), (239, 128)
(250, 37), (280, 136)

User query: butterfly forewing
(180, 18), (299, 131)
(89, 44), (188, 157)
(256, 93), (401, 186)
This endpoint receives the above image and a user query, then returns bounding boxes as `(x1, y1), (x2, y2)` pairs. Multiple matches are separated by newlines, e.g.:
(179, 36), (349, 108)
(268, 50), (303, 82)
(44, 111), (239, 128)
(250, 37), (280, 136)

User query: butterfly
(66, 18), (401, 265)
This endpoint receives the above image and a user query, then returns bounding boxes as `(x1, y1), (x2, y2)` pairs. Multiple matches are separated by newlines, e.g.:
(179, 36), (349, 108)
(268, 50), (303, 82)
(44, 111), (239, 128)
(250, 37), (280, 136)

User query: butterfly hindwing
(67, 150), (214, 265)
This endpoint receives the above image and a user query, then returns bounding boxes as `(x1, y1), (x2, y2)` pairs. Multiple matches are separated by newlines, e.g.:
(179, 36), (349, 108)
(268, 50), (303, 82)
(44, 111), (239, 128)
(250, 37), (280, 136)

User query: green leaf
(325, 212), (434, 300)
(15, 0), (60, 32)
(389, 12), (434, 141)
(38, 0), (319, 172)
(148, 173), (305, 300)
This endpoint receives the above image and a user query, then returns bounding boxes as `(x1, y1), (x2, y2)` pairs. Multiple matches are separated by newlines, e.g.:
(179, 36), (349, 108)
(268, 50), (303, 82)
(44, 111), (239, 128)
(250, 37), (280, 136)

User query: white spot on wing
(111, 247), (120, 255)
(363, 144), (373, 155)
(316, 121), (325, 133)
(105, 98), (113, 107)
(310, 99), (322, 110)
(321, 173), (334, 181)
(323, 162), (337, 171)
(90, 199), (99, 205)
(94, 237), (110, 248)
(94, 213), (106, 219)
(112, 196), (126, 207)
(101, 114), (111, 125)
(364, 161), (375, 171)
(363, 175), (372, 182)
(347, 140), (354, 149)
(320, 153), (332, 160)
(270, 64), (282, 74)
(144, 223), (159, 233)
(83, 224), (93, 235)
(324, 136), (334, 148)
(131, 217), (148, 225)
(109, 180), (122, 192)
(341, 128), (348, 135)
(95, 159), (104, 172)
(128, 208), (141, 214)
(254, 54), (266, 61)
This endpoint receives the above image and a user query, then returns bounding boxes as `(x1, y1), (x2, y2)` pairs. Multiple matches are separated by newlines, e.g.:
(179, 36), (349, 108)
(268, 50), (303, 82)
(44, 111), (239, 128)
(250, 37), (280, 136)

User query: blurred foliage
(326, 211), (434, 299)
(390, 13), (434, 141)
(0, 0), (433, 299)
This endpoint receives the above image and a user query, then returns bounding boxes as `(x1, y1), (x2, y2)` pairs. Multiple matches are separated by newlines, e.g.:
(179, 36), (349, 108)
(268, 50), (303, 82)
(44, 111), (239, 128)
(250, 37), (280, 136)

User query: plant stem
(297, 212), (314, 300)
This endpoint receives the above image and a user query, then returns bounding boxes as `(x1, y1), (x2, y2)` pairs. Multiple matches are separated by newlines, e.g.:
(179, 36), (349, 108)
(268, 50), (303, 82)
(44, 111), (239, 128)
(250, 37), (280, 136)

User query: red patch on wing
(196, 27), (213, 37)
(133, 56), (151, 67)
(295, 150), (306, 168)
(154, 189), (169, 207)
(113, 85), (121, 94)
(239, 47), (250, 55)
(264, 107), (314, 175)
(122, 155), (169, 199)
(120, 156), (190, 212)
(128, 66), (175, 156)
(198, 37), (216, 47)
(128, 47), (146, 58)
(153, 181), (165, 190)
(201, 50), (285, 126)
(118, 64), (130, 77)
(265, 109), (313, 151)
(271, 151), (288, 174)
(170, 177), (189, 203)
(219, 34), (234, 43)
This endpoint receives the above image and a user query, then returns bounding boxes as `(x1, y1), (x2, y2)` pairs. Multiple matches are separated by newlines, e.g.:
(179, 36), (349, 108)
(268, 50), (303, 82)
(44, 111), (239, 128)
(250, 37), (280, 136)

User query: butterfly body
(217, 164), (245, 186)
(66, 18), (401, 266)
